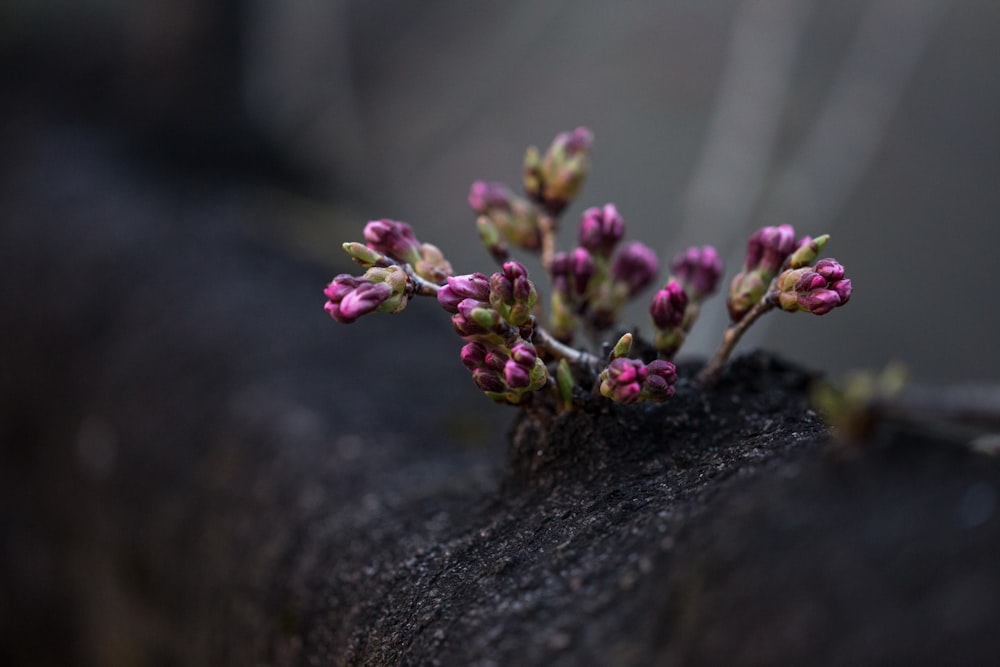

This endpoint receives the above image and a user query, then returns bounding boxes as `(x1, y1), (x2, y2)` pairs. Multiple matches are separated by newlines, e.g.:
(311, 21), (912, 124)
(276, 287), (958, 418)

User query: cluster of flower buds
(597, 334), (677, 404)
(439, 263), (547, 404)
(726, 224), (852, 323)
(649, 245), (724, 357)
(727, 224), (798, 322)
(468, 181), (543, 262)
(523, 126), (593, 216)
(324, 265), (410, 324)
(776, 258), (852, 315)
(325, 127), (856, 408)
(549, 204), (659, 341)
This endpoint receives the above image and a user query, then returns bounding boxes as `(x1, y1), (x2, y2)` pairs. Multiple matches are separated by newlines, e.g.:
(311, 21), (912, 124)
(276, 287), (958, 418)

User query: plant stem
(532, 325), (601, 375)
(403, 265), (441, 297)
(539, 213), (557, 272)
(697, 292), (776, 387)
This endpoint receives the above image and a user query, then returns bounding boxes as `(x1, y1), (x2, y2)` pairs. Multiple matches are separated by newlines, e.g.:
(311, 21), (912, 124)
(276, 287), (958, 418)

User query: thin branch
(698, 292), (777, 387)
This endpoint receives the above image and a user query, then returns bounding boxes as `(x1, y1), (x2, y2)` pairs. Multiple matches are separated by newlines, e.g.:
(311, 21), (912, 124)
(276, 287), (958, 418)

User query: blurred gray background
(4, 0), (999, 383)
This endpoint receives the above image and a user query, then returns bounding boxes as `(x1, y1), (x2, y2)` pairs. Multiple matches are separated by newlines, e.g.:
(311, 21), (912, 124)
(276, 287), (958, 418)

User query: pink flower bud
(509, 342), (537, 367)
(578, 203), (625, 255)
(468, 181), (513, 214)
(775, 260), (853, 315)
(472, 368), (505, 393)
(569, 247), (595, 296)
(460, 342), (488, 370)
(831, 278), (852, 304)
(671, 245), (723, 300)
(329, 282), (393, 323)
(745, 224), (796, 275)
(797, 289), (841, 315)
(363, 219), (422, 264)
(643, 360), (678, 400)
(503, 361), (532, 389)
(611, 241), (660, 294)
(649, 280), (688, 330)
(813, 258), (845, 282)
(438, 273), (491, 313)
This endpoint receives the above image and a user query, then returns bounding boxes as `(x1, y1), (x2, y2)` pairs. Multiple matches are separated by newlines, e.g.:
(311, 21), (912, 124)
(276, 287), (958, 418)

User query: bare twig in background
(680, 0), (950, 354)
(761, 0), (953, 229)
(677, 0), (811, 251)
(675, 0), (811, 353)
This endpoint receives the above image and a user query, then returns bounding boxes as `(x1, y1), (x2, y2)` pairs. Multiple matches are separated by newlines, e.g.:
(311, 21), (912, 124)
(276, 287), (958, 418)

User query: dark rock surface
(3, 130), (1000, 666)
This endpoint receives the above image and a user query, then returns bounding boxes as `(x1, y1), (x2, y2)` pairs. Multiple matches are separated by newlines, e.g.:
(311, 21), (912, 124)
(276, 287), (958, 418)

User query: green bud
(556, 359), (574, 411)
(611, 333), (633, 360)
(529, 357), (549, 390)
(342, 241), (386, 268)
(476, 215), (508, 263)
(787, 234), (830, 269)
(413, 243), (454, 284)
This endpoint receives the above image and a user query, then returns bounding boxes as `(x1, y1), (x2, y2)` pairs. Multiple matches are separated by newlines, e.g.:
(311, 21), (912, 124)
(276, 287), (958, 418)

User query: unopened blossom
(611, 241), (659, 295)
(649, 280), (689, 330)
(787, 234), (830, 269)
(468, 181), (542, 252)
(775, 259), (852, 315)
(438, 273), (491, 313)
(671, 245), (723, 300)
(489, 261), (538, 327)
(728, 224), (800, 322)
(744, 224), (797, 275)
(523, 126), (593, 216)
(364, 219), (422, 266)
(598, 357), (677, 404)
(578, 203), (625, 256)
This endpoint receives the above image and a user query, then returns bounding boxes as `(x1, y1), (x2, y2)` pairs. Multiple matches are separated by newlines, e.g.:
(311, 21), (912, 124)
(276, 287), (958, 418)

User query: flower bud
(813, 257), (845, 282)
(413, 242), (453, 285)
(599, 357), (645, 404)
(468, 181), (513, 213)
(503, 360), (532, 389)
(364, 219), (422, 265)
(484, 349), (509, 372)
(469, 181), (542, 251)
(727, 270), (768, 323)
(523, 126), (593, 216)
(509, 342), (537, 367)
(649, 280), (688, 330)
(489, 261), (538, 327)
(611, 333), (633, 360)
(611, 241), (659, 295)
(643, 360), (678, 401)
(342, 242), (386, 268)
(787, 234), (829, 269)
(460, 341), (488, 370)
(745, 224), (797, 275)
(328, 281), (393, 324)
(670, 245), (723, 300)
(476, 215), (509, 263)
(578, 203), (625, 256)
(775, 260), (853, 315)
(568, 247), (595, 297)
(472, 367), (505, 393)
(438, 273), (491, 313)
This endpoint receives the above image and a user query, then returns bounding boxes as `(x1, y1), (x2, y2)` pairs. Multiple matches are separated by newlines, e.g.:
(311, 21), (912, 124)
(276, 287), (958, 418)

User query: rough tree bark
(3, 131), (999, 667)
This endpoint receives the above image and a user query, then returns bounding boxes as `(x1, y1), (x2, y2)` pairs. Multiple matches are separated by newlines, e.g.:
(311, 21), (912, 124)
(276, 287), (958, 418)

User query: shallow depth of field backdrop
(4, 0), (998, 381)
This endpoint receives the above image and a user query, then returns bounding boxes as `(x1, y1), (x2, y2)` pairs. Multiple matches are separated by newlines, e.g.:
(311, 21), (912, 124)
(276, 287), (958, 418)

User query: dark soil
(4, 129), (1000, 666)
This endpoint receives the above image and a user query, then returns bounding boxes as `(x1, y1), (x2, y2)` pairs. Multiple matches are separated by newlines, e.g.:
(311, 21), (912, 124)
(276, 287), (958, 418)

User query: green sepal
(556, 359), (574, 411)
(788, 234), (830, 269)
(342, 242), (386, 268)
(611, 333), (633, 359)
